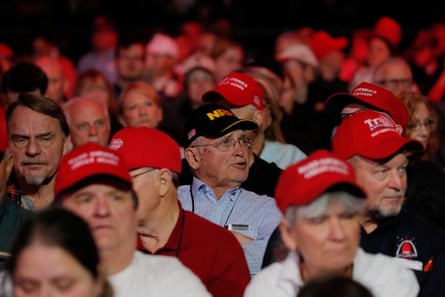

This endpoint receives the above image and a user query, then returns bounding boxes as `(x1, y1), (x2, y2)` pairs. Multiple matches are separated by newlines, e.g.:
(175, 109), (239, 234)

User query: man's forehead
(70, 183), (131, 195)
(341, 103), (369, 113)
(354, 153), (408, 168)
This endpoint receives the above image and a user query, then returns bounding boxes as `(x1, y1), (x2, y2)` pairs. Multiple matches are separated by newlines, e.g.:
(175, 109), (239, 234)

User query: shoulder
(245, 255), (299, 297)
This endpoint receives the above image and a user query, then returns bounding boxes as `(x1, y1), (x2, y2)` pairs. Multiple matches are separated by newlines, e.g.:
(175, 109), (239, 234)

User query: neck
(299, 260), (353, 283)
(252, 133), (265, 156)
(17, 177), (56, 210)
(138, 200), (180, 252)
(101, 234), (137, 276)
(360, 214), (378, 234)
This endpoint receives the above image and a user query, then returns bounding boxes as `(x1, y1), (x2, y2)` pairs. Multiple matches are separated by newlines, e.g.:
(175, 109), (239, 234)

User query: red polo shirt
(137, 205), (250, 297)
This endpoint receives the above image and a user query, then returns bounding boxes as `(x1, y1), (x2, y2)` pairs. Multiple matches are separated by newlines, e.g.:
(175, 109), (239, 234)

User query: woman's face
(406, 102), (432, 148)
(13, 244), (103, 297)
(120, 89), (163, 128)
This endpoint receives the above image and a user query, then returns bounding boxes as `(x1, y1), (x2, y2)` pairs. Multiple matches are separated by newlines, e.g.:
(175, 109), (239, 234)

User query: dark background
(0, 0), (443, 68)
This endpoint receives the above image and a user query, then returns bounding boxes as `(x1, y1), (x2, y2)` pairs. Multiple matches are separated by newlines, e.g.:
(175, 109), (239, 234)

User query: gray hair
(284, 191), (365, 225)
(63, 95), (110, 125)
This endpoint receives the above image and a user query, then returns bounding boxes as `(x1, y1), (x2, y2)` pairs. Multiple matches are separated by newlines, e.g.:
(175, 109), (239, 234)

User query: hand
(231, 231), (253, 245)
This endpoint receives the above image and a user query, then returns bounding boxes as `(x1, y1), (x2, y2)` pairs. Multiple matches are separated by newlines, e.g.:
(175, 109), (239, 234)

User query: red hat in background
(325, 82), (409, 130)
(374, 16), (402, 47)
(332, 110), (423, 160)
(309, 30), (348, 60)
(203, 72), (264, 110)
(109, 127), (182, 173)
(54, 142), (132, 197)
(275, 42), (319, 68)
(275, 149), (366, 214)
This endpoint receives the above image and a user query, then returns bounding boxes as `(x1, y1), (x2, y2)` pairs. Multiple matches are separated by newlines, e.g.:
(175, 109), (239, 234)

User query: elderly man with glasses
(178, 103), (282, 276)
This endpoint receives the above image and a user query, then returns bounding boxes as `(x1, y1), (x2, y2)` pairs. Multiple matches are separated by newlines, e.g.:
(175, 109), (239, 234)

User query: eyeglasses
(190, 137), (253, 152)
(407, 119), (435, 130)
(376, 78), (412, 88)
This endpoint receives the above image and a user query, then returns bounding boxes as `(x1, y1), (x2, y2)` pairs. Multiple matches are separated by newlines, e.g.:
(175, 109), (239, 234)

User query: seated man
(63, 95), (111, 148)
(178, 103), (282, 276)
(332, 110), (445, 297)
(244, 149), (419, 297)
(53, 142), (211, 297)
(109, 127), (250, 297)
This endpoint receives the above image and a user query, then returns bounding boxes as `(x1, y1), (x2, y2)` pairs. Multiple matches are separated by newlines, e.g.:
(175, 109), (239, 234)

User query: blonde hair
(117, 81), (161, 115)
(398, 90), (439, 162)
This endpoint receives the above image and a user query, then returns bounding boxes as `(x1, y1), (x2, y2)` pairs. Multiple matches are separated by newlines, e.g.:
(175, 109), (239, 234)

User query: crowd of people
(1, 11), (445, 297)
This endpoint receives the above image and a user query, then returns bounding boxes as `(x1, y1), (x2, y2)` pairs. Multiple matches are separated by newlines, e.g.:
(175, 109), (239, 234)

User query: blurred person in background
(72, 69), (122, 135)
(210, 38), (245, 80)
(77, 15), (118, 85)
(113, 31), (147, 99)
(117, 81), (163, 129)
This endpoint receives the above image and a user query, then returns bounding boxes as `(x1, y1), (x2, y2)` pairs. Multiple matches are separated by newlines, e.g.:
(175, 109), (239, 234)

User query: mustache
(21, 159), (49, 166)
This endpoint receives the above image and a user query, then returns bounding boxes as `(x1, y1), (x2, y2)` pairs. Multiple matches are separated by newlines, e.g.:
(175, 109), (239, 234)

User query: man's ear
(279, 218), (298, 250)
(253, 109), (265, 129)
(184, 147), (200, 170)
(157, 168), (172, 197)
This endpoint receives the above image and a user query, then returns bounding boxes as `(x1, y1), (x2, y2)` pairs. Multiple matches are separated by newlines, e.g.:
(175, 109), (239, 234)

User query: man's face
(187, 130), (251, 189)
(8, 106), (68, 186)
(61, 183), (137, 252)
(283, 199), (360, 275)
(350, 154), (408, 216)
(374, 62), (413, 94)
(116, 44), (145, 81)
(129, 168), (159, 226)
(67, 100), (111, 147)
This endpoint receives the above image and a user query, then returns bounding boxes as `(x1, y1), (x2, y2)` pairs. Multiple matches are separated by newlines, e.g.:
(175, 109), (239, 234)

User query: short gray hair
(284, 191), (365, 225)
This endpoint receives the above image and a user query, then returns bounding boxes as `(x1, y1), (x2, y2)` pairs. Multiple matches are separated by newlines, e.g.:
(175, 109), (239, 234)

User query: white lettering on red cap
(109, 138), (123, 150)
(352, 87), (378, 97)
(298, 157), (349, 179)
(363, 115), (397, 137)
(219, 76), (248, 91)
(68, 150), (119, 170)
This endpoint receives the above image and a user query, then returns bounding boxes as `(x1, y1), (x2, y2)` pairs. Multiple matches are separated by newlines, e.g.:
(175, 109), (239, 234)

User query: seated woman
(398, 90), (440, 165)
(1, 207), (112, 297)
(117, 81), (163, 129)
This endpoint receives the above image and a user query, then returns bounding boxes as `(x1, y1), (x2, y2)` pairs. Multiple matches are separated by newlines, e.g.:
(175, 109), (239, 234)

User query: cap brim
(359, 138), (424, 160)
(202, 90), (223, 103)
(325, 93), (357, 116)
(327, 183), (366, 199)
(221, 119), (258, 134)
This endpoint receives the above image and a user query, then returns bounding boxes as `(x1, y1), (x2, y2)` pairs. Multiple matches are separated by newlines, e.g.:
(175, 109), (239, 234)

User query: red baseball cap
(0, 108), (7, 154)
(309, 30), (348, 60)
(109, 127), (182, 173)
(332, 110), (423, 160)
(275, 149), (366, 213)
(203, 72), (264, 110)
(54, 142), (132, 197)
(325, 82), (409, 130)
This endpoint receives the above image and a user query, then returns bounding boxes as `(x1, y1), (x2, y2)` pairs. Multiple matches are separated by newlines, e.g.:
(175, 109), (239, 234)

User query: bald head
(63, 96), (111, 147)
